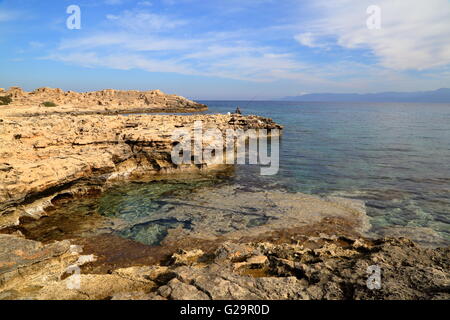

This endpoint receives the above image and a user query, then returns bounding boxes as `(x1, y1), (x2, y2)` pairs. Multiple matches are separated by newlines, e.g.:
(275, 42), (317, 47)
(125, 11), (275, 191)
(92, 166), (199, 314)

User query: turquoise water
(32, 101), (449, 246)
(196, 101), (450, 244)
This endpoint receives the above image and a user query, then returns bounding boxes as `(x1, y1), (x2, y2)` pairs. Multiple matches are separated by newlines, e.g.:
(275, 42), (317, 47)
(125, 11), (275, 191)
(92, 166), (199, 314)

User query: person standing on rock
(235, 106), (242, 115)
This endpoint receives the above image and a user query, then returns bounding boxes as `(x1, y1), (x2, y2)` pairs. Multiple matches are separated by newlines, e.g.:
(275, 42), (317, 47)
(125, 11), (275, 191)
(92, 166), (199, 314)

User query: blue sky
(1, 0), (449, 99)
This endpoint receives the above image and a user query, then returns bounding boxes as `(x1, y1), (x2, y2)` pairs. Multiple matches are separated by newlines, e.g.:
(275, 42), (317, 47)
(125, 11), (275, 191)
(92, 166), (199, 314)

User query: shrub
(42, 101), (57, 107)
(0, 95), (12, 105)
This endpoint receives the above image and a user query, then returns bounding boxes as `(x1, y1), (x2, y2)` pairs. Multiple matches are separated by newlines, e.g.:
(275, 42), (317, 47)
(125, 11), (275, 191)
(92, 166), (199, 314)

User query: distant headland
(282, 88), (450, 103)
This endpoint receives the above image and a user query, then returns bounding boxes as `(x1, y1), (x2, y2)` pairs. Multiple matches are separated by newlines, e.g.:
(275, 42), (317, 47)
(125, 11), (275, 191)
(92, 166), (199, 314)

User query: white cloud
(106, 9), (186, 31)
(46, 1), (450, 90)
(48, 52), (196, 75)
(294, 32), (321, 48)
(298, 0), (450, 70)
(59, 32), (200, 51)
(50, 40), (313, 82)
(52, 8), (315, 83)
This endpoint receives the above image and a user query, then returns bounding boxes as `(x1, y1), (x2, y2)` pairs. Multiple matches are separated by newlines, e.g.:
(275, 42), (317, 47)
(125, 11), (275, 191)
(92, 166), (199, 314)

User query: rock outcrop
(0, 87), (207, 116)
(1, 232), (448, 300)
(160, 237), (450, 300)
(0, 113), (282, 228)
(0, 234), (154, 300)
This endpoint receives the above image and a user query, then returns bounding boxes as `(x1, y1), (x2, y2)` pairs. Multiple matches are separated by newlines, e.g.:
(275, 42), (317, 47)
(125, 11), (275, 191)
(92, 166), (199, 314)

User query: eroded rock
(0, 231), (448, 300)
(0, 87), (207, 117)
(0, 113), (282, 228)
(151, 238), (450, 300)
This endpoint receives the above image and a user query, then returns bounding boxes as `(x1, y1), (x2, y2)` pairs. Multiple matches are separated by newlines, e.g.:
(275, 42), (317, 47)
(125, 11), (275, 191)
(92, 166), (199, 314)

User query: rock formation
(1, 231), (448, 300)
(0, 112), (282, 228)
(0, 87), (207, 116)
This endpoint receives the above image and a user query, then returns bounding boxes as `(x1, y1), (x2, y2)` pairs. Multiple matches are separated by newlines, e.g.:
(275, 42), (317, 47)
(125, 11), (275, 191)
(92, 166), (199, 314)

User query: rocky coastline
(1, 228), (448, 300)
(0, 88), (448, 300)
(0, 87), (207, 117)
(0, 112), (281, 228)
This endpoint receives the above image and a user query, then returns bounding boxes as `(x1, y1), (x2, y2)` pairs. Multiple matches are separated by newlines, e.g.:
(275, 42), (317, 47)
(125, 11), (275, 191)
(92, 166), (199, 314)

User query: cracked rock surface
(0, 112), (281, 228)
(1, 233), (448, 300)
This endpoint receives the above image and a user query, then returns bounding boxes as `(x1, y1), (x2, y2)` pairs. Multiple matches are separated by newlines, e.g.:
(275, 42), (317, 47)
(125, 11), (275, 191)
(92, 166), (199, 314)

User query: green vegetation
(42, 101), (58, 107)
(0, 95), (12, 105)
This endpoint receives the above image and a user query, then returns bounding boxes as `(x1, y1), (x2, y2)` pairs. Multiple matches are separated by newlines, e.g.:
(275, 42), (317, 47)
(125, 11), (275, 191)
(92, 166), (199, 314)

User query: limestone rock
(152, 237), (450, 300)
(0, 87), (207, 117)
(0, 232), (449, 300)
(0, 234), (156, 300)
(0, 113), (282, 227)
(171, 249), (205, 266)
(159, 278), (210, 300)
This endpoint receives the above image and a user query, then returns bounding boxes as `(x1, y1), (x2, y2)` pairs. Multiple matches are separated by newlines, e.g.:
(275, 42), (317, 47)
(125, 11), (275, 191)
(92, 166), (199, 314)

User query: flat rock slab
(0, 234), (70, 275)
(0, 113), (281, 228)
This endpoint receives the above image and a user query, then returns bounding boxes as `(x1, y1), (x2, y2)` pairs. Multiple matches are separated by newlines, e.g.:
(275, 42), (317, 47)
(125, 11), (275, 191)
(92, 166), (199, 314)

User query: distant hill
(282, 88), (450, 102)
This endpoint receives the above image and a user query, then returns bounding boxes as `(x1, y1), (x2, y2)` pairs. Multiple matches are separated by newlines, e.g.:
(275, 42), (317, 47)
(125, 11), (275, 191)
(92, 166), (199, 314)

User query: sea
(196, 101), (450, 245)
(26, 101), (450, 247)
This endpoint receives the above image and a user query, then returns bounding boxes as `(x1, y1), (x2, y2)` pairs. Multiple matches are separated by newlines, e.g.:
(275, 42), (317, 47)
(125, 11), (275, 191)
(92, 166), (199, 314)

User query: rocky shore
(0, 87), (207, 117)
(1, 230), (448, 300)
(0, 112), (281, 229)
(1, 179), (448, 300)
(0, 88), (448, 300)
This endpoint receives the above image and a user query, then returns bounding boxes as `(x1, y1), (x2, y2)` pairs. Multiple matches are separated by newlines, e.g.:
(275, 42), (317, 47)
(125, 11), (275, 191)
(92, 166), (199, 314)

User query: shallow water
(20, 101), (450, 247)
(17, 177), (226, 245)
(200, 101), (450, 244)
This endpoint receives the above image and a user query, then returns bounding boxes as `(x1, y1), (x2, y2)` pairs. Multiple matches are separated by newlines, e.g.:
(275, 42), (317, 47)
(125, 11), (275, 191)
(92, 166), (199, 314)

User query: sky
(0, 0), (449, 100)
